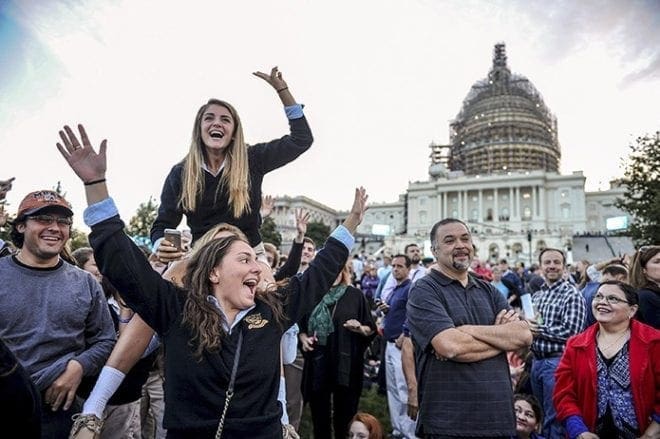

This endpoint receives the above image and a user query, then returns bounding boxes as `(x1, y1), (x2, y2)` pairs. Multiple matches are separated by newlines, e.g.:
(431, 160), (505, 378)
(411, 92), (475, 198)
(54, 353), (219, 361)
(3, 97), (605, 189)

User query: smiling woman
(553, 280), (660, 439)
(150, 66), (313, 265)
(56, 123), (367, 438)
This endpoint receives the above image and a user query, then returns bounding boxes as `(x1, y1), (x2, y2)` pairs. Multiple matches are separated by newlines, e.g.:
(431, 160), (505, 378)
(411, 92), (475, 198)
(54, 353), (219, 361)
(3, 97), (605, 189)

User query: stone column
(493, 188), (499, 222)
(513, 187), (518, 218)
(509, 187), (513, 219)
(463, 190), (469, 219)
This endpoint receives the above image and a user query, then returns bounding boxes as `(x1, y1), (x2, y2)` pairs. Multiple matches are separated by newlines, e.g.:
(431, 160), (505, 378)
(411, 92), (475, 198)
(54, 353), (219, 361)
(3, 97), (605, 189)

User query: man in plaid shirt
(528, 248), (586, 438)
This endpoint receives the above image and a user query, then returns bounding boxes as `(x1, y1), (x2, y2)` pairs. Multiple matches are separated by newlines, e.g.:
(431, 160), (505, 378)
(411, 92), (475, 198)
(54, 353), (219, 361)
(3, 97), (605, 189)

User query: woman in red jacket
(553, 280), (660, 439)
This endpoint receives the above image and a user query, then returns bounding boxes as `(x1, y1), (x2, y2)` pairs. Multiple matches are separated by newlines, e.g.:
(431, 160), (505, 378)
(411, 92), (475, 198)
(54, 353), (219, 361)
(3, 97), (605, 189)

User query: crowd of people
(0, 66), (658, 439)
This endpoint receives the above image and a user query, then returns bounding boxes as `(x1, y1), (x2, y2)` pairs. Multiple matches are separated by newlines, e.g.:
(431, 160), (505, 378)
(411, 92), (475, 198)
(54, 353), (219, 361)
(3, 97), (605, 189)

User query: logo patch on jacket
(245, 313), (269, 329)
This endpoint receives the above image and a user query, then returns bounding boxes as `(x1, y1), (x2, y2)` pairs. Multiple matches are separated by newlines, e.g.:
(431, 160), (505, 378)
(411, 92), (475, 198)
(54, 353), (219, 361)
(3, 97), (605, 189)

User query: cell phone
(164, 229), (182, 251)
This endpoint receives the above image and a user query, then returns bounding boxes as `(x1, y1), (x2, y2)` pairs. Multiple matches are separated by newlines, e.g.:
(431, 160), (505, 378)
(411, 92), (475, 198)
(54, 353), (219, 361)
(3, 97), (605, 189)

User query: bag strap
(215, 328), (244, 439)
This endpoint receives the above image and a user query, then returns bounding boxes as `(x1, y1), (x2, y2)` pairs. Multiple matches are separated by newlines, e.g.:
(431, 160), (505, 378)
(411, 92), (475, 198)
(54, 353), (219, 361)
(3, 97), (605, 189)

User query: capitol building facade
(271, 44), (631, 264)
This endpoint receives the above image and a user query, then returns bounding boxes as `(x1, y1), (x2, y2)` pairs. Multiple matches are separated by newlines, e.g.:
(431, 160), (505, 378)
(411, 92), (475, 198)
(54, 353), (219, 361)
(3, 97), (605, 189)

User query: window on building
(561, 203), (570, 219)
(522, 206), (532, 220)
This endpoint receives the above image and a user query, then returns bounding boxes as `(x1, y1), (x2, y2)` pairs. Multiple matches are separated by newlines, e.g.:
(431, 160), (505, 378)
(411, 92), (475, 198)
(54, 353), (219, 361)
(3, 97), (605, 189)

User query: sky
(1, 0), (659, 230)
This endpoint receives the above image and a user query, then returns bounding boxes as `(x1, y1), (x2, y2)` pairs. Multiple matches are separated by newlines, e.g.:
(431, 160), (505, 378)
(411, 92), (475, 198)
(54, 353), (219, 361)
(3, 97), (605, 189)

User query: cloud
(508, 0), (660, 85)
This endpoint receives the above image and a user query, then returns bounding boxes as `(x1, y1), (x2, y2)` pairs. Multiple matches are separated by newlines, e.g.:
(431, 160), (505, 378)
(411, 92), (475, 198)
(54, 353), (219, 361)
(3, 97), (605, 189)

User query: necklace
(597, 329), (630, 352)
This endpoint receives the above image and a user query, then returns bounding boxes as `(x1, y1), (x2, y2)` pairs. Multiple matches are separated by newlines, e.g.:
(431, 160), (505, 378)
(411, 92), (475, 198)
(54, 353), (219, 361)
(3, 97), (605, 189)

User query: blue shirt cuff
(83, 197), (119, 226)
(565, 415), (589, 439)
(330, 225), (355, 250)
(652, 412), (660, 423)
(284, 104), (304, 119)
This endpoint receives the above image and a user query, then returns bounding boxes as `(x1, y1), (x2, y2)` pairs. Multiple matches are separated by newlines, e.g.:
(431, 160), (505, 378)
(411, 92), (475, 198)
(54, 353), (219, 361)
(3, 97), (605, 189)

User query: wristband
(84, 178), (106, 186)
(276, 87), (288, 93)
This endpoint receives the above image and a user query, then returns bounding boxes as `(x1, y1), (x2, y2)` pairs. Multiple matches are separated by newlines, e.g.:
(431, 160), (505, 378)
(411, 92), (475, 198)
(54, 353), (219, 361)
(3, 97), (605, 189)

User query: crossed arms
(430, 309), (533, 362)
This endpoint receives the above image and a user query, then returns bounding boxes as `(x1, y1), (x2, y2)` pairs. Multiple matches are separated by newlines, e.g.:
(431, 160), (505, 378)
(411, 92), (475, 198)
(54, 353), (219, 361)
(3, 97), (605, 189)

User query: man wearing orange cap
(0, 190), (115, 437)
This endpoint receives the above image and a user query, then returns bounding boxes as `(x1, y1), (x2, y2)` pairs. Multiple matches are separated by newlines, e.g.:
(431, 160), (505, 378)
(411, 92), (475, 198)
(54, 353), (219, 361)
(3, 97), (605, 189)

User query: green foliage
(260, 216), (282, 248)
(616, 132), (660, 246)
(306, 221), (331, 247)
(68, 227), (89, 251)
(126, 196), (159, 240)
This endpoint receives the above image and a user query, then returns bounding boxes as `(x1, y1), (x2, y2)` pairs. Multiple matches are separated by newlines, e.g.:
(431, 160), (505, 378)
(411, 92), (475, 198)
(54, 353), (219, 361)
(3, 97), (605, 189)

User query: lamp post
(527, 230), (533, 266)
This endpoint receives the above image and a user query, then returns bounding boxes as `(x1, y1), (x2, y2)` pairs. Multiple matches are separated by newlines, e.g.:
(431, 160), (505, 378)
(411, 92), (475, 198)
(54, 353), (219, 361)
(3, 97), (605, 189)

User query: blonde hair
(336, 259), (353, 286)
(179, 99), (251, 218)
(263, 242), (279, 269)
(193, 223), (247, 253)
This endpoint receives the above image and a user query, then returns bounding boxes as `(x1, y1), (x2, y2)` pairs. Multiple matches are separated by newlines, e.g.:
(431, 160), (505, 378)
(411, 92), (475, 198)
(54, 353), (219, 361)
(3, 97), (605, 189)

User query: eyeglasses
(593, 293), (629, 305)
(27, 214), (73, 226)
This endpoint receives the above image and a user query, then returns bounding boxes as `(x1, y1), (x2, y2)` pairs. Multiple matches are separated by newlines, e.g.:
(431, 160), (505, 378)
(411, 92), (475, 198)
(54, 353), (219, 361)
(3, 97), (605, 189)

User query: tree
(260, 216), (282, 248)
(306, 221), (330, 247)
(68, 227), (90, 251)
(616, 131), (660, 246)
(126, 197), (159, 240)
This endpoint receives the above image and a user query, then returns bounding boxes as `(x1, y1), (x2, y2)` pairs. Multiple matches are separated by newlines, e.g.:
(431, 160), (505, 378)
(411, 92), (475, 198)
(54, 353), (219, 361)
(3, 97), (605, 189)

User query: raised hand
(260, 195), (274, 218)
(0, 177), (15, 201)
(252, 66), (288, 91)
(342, 187), (368, 234)
(56, 124), (107, 184)
(295, 208), (310, 239)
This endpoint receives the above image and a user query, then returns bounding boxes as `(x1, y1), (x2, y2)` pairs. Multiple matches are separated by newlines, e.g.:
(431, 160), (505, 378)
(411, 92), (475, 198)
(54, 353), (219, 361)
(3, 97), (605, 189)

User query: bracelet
(84, 178), (106, 186)
(276, 87), (288, 93)
(118, 314), (134, 324)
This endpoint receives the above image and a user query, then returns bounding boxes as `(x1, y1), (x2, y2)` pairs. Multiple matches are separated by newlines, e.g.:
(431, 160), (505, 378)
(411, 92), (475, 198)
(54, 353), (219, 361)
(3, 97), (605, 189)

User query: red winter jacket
(553, 320), (660, 432)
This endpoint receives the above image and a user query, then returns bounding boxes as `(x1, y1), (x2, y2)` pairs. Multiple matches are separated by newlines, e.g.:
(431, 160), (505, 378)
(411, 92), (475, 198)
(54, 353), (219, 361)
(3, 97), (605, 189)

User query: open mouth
(209, 130), (224, 139)
(243, 279), (258, 295)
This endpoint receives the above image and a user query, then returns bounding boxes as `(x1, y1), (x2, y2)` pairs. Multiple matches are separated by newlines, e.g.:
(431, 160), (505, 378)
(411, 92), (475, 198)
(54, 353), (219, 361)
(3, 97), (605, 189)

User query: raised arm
(274, 208), (309, 280)
(286, 188), (367, 324)
(56, 124), (109, 204)
(57, 124), (181, 334)
(253, 66), (297, 106)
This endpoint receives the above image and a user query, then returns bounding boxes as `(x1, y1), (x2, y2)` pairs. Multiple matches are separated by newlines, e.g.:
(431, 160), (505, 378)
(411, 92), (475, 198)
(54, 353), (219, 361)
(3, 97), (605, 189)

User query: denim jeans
(531, 356), (565, 439)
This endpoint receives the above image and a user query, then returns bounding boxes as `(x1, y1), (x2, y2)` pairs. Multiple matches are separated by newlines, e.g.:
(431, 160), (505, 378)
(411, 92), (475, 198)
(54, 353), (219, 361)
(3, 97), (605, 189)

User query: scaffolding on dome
(443, 43), (561, 176)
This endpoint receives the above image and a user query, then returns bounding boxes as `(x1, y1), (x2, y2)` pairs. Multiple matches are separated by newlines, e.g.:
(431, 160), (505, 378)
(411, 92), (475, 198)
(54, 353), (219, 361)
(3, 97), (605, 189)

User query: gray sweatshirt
(0, 256), (115, 391)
